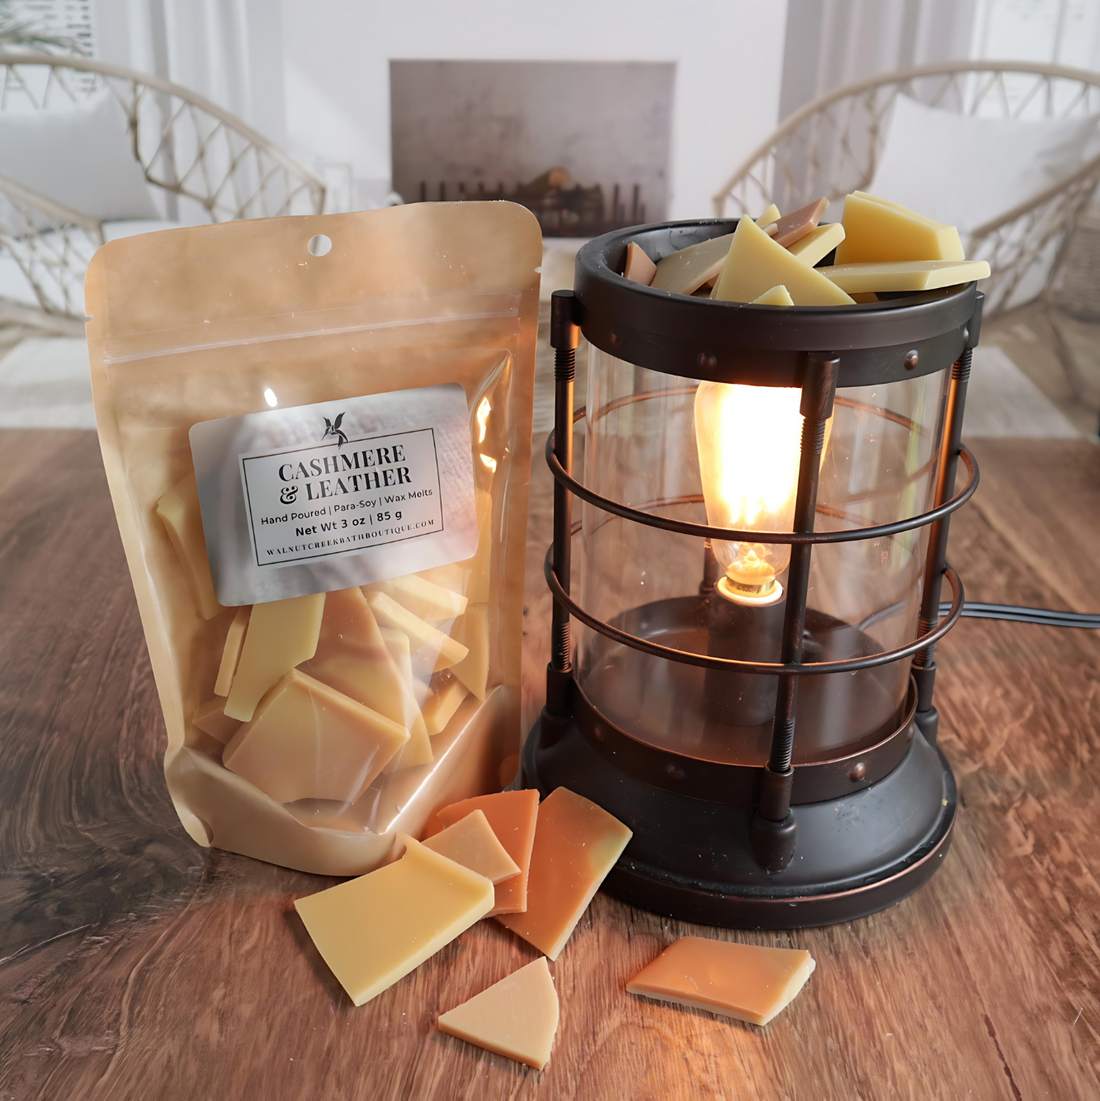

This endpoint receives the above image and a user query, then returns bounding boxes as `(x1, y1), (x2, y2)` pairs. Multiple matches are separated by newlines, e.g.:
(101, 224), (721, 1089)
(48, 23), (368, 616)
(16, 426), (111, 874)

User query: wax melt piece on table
(751, 285), (794, 306)
(367, 573), (468, 625)
(155, 471), (220, 620)
(818, 258), (991, 293)
(496, 787), (632, 958)
(437, 957), (559, 1070)
(627, 936), (815, 1026)
(436, 789), (539, 916)
(786, 221), (845, 267)
(214, 606), (250, 696)
(650, 233), (733, 296)
(835, 190), (965, 265)
(366, 591), (468, 671)
(768, 197), (829, 247)
(223, 669), (408, 803)
(422, 675), (469, 735)
(711, 216), (855, 306)
(756, 203), (781, 227)
(295, 835), (494, 1006)
(622, 241), (657, 285)
(422, 809), (520, 883)
(450, 603), (490, 699)
(223, 593), (325, 721)
(193, 696), (240, 743)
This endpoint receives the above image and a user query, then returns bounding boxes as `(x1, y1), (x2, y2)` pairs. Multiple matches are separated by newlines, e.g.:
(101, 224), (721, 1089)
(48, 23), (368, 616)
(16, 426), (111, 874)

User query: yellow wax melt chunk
(711, 216), (854, 306)
(756, 203), (781, 227)
(380, 626), (415, 692)
(223, 593), (325, 721)
(294, 835), (494, 1007)
(818, 259), (991, 293)
(450, 603), (490, 699)
(627, 936), (816, 1026)
(835, 191), (964, 265)
(437, 957), (560, 1070)
(421, 809), (521, 884)
(422, 674), (469, 736)
(155, 471), (220, 620)
(751, 285), (794, 306)
(787, 221), (845, 267)
(214, 606), (250, 696)
(223, 668), (408, 803)
(650, 233), (733, 296)
(366, 591), (468, 671)
(367, 573), (468, 625)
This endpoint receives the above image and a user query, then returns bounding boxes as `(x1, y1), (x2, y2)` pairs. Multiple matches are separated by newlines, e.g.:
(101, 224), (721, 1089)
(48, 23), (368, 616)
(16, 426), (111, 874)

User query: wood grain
(2, 427), (1099, 1100)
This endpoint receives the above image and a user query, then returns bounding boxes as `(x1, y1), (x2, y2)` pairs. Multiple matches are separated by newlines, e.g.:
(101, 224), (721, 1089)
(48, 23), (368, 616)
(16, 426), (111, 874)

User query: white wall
(278, 0), (789, 220)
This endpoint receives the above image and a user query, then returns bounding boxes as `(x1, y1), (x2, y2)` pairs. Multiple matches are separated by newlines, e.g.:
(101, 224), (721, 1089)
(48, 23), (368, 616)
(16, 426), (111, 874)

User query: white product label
(190, 384), (478, 606)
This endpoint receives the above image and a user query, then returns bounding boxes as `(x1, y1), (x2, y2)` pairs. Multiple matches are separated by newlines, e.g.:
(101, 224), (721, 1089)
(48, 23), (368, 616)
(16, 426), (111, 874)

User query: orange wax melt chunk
(496, 788), (632, 960)
(627, 937), (816, 1026)
(435, 789), (539, 916)
(622, 241), (656, 285)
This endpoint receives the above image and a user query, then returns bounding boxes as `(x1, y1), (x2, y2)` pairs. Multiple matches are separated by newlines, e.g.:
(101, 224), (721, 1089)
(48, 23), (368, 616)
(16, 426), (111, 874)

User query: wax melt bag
(86, 203), (541, 875)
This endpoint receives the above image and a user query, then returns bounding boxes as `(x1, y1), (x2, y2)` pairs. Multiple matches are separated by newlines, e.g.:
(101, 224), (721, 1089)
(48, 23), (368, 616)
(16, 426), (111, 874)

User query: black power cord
(939, 601), (1100, 630)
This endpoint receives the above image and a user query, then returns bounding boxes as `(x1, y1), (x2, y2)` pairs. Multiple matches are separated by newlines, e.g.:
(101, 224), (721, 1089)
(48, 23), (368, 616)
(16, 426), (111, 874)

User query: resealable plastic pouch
(86, 202), (541, 875)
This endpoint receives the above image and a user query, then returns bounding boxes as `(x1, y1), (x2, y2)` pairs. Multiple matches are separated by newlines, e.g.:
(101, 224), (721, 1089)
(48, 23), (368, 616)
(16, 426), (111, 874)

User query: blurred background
(0, 0), (1098, 440)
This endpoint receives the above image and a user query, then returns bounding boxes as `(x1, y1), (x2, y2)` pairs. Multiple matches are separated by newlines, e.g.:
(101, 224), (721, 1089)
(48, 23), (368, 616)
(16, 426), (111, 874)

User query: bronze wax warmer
(522, 219), (984, 927)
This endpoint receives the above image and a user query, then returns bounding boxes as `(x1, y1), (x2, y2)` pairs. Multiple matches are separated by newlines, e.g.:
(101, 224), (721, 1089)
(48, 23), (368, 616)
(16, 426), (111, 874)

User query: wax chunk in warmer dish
(650, 233), (734, 296)
(223, 593), (325, 721)
(366, 591), (469, 671)
(222, 669), (408, 803)
(755, 203), (781, 227)
(818, 259), (991, 293)
(437, 958), (559, 1070)
(496, 788), (632, 958)
(214, 607), (250, 696)
(626, 937), (816, 1026)
(767, 197), (830, 248)
(710, 216), (855, 307)
(435, 789), (539, 916)
(751, 285), (794, 306)
(422, 809), (521, 883)
(622, 241), (657, 285)
(787, 222), (845, 267)
(294, 836), (494, 1006)
(155, 472), (220, 620)
(835, 191), (965, 265)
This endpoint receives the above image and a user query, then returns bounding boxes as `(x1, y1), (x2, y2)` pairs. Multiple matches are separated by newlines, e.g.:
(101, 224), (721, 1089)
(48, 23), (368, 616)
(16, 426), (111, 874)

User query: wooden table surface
(2, 428), (1099, 1101)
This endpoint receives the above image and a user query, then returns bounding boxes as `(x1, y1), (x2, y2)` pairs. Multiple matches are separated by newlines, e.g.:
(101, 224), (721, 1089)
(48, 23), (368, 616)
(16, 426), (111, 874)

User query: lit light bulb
(695, 381), (822, 606)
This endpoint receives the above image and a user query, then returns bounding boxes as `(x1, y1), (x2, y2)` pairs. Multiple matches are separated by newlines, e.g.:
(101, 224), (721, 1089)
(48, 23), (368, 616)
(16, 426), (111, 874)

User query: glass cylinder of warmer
(575, 348), (950, 766)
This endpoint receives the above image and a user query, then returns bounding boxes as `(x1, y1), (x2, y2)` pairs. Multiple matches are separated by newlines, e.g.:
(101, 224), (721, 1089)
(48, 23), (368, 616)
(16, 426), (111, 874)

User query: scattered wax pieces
(223, 669), (408, 803)
(422, 809), (521, 884)
(436, 789), (539, 916)
(496, 787), (632, 959)
(751, 284), (794, 306)
(835, 190), (964, 265)
(154, 471), (220, 620)
(818, 258), (990, 293)
(786, 221), (845, 267)
(223, 593), (325, 721)
(214, 606), (250, 696)
(650, 233), (733, 296)
(294, 835), (494, 1006)
(768, 197), (829, 248)
(627, 936), (816, 1026)
(622, 241), (657, 285)
(437, 957), (559, 1070)
(710, 216), (854, 306)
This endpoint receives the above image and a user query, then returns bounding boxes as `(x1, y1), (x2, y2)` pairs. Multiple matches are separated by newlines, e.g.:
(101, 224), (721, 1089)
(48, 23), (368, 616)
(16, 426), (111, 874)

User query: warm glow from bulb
(476, 396), (492, 443)
(695, 381), (808, 600)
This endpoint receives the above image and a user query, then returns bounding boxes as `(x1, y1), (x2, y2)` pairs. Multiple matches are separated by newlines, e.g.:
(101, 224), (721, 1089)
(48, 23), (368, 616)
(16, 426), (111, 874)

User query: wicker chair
(713, 62), (1100, 319)
(0, 50), (325, 334)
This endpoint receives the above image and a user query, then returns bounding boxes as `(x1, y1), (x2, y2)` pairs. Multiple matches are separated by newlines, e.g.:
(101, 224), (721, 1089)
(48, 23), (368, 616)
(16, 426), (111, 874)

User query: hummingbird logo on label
(322, 412), (348, 448)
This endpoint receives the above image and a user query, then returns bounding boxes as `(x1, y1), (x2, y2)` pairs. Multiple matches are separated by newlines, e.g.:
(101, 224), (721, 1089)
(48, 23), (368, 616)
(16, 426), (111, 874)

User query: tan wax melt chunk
(622, 241), (657, 285)
(421, 675), (469, 735)
(768, 197), (829, 248)
(787, 221), (845, 267)
(835, 191), (965, 265)
(223, 669), (408, 803)
(422, 809), (520, 884)
(223, 593), (325, 721)
(751, 285), (794, 306)
(436, 789), (539, 915)
(627, 937), (815, 1026)
(366, 591), (468, 671)
(497, 788), (632, 959)
(294, 835), (494, 1007)
(451, 603), (490, 699)
(818, 258), (991, 293)
(650, 233), (733, 296)
(711, 216), (854, 307)
(437, 957), (559, 1070)
(193, 697), (240, 744)
(155, 471), (220, 620)
(756, 203), (781, 227)
(214, 606), (250, 696)
(367, 573), (468, 625)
